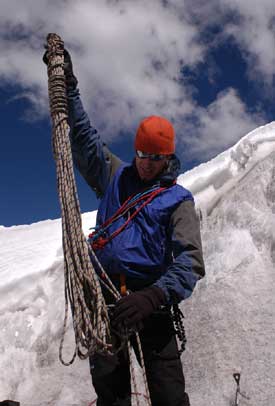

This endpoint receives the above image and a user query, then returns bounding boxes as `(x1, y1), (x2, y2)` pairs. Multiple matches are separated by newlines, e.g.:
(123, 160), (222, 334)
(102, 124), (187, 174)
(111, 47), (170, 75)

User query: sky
(1, 122), (275, 404)
(0, 0), (274, 226)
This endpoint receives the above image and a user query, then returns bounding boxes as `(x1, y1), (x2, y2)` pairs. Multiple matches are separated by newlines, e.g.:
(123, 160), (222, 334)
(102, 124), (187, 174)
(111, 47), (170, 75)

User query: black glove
(43, 47), (78, 89)
(112, 286), (166, 329)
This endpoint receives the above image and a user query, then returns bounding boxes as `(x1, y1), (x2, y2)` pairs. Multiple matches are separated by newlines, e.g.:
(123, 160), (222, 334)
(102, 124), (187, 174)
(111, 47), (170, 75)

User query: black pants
(89, 310), (190, 406)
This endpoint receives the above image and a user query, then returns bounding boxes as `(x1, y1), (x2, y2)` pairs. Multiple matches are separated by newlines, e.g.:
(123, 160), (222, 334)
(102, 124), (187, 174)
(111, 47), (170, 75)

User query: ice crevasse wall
(179, 121), (275, 406)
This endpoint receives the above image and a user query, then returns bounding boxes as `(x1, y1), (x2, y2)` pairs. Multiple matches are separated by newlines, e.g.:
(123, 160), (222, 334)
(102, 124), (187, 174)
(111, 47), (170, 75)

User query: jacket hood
(160, 154), (181, 185)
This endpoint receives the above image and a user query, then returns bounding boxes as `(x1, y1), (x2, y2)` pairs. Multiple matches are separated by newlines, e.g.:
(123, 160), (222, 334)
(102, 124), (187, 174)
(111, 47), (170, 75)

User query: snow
(0, 122), (275, 405)
(179, 121), (275, 215)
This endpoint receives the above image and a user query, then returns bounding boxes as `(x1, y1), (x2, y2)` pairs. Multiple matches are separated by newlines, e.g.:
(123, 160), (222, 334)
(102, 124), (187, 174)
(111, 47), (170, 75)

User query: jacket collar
(132, 154), (180, 187)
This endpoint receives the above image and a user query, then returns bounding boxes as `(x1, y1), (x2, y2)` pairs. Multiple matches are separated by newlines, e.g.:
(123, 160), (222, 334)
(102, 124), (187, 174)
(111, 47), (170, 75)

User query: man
(44, 49), (205, 406)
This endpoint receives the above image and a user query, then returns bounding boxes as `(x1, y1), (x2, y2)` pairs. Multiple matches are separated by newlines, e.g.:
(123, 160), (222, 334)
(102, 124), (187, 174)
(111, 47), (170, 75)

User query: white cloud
(180, 89), (264, 161)
(60, 0), (203, 137)
(223, 0), (275, 83)
(0, 0), (204, 132)
(183, 0), (275, 84)
(0, 0), (272, 161)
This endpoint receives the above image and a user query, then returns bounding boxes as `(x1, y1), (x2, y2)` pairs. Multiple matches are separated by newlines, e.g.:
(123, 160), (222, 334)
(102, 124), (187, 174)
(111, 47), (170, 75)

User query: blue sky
(0, 0), (274, 227)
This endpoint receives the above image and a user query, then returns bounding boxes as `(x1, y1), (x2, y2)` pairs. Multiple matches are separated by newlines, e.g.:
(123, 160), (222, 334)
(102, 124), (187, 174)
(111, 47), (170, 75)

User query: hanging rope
(45, 33), (152, 405)
(45, 33), (113, 364)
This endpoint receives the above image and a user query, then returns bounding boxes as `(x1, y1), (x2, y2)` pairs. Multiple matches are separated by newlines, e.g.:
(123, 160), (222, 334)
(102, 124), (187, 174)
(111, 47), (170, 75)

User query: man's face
(135, 155), (169, 182)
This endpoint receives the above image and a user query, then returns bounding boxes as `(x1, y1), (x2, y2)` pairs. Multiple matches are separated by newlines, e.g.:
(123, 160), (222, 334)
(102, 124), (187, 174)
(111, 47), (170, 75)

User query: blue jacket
(67, 88), (205, 304)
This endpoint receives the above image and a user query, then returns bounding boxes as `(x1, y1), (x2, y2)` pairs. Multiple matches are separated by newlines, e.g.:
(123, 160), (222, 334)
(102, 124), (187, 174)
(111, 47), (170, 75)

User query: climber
(43, 49), (205, 406)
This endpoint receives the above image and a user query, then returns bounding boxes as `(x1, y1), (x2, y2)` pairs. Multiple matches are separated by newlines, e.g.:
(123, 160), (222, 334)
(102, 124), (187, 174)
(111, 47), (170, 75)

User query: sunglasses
(136, 150), (168, 161)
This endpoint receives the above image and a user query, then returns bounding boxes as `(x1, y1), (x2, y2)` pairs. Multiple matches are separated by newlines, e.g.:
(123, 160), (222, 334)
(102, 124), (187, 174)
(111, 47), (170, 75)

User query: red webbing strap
(91, 186), (167, 250)
(120, 273), (127, 296)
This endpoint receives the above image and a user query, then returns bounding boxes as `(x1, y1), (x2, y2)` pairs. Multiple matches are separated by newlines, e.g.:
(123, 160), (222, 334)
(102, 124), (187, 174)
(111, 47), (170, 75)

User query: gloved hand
(112, 286), (166, 329)
(43, 47), (78, 89)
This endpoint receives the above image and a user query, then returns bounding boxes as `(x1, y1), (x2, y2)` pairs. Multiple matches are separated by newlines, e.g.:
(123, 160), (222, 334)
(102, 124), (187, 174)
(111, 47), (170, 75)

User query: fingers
(113, 303), (137, 324)
(42, 47), (71, 66)
(42, 50), (49, 65)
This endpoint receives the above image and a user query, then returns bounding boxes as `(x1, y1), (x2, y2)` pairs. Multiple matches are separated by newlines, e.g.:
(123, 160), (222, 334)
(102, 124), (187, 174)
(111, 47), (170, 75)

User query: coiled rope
(46, 33), (112, 364)
(45, 33), (152, 405)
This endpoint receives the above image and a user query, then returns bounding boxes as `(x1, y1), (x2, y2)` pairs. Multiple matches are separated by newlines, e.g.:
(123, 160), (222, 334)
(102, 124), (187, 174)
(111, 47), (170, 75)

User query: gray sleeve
(154, 199), (205, 304)
(171, 200), (205, 280)
(103, 145), (123, 182)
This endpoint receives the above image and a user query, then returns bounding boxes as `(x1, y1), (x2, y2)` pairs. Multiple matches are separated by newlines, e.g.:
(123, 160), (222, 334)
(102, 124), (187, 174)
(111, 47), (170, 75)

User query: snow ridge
(178, 121), (275, 214)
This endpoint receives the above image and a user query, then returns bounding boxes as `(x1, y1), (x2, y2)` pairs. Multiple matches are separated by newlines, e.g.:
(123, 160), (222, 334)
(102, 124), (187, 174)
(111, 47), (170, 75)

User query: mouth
(140, 167), (152, 176)
(137, 166), (151, 181)
(140, 166), (150, 173)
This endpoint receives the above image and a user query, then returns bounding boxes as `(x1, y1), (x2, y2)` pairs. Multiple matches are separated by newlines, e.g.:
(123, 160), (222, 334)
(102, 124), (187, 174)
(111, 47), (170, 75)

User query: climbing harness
(45, 33), (152, 406)
(90, 196), (187, 354)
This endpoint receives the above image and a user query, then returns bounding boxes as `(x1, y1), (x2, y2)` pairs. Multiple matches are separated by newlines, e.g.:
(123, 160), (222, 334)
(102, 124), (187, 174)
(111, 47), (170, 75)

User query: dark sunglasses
(136, 150), (168, 161)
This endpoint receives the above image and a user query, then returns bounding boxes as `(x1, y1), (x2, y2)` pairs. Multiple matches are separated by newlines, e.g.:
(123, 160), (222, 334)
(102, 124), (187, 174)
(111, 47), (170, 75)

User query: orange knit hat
(135, 116), (175, 155)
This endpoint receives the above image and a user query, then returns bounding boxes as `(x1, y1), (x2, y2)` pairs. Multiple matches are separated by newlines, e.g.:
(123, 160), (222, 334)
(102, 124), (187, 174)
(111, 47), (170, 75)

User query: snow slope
(0, 122), (275, 405)
(183, 150), (275, 406)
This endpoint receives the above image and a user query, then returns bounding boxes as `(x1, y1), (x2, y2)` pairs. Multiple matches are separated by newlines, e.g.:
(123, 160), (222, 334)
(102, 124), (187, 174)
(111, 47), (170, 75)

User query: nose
(142, 157), (152, 166)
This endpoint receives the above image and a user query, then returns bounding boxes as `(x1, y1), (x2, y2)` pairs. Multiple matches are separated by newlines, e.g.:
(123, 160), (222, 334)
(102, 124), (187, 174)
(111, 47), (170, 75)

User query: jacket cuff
(145, 285), (167, 307)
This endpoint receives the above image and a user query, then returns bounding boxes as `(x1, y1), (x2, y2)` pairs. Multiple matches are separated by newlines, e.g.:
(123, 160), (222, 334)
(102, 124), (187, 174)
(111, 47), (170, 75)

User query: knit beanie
(135, 116), (175, 155)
